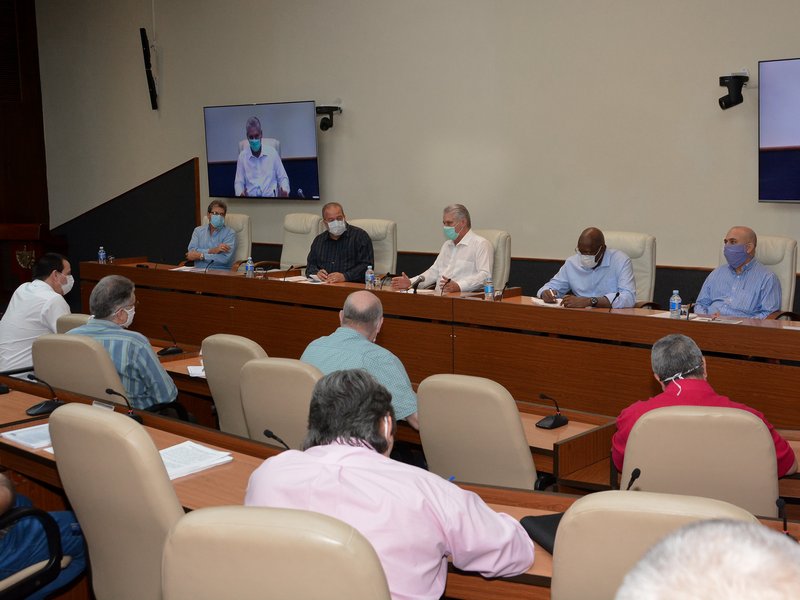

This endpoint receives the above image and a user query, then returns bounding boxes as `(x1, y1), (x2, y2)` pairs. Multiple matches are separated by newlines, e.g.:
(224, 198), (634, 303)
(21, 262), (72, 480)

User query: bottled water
(98, 246), (107, 264)
(669, 289), (682, 319)
(484, 277), (494, 301)
(365, 265), (376, 290)
(245, 257), (255, 278)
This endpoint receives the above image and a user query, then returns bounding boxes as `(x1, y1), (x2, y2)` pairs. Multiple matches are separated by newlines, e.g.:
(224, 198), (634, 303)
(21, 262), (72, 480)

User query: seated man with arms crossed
(186, 200), (237, 271)
(695, 226), (781, 319)
(392, 204), (493, 293)
(0, 253), (73, 372)
(537, 227), (636, 308)
(301, 290), (418, 429)
(68, 275), (178, 410)
(305, 202), (374, 283)
(611, 333), (797, 477)
(245, 369), (534, 600)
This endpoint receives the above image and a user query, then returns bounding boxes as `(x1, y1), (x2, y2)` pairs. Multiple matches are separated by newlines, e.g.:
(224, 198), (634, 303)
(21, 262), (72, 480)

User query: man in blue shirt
(301, 291), (418, 429)
(695, 226), (781, 319)
(186, 200), (237, 270)
(69, 275), (178, 409)
(537, 227), (636, 308)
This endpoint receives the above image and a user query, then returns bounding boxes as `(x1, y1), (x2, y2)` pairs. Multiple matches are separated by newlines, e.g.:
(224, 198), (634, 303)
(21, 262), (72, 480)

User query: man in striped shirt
(68, 275), (177, 409)
(695, 226), (781, 319)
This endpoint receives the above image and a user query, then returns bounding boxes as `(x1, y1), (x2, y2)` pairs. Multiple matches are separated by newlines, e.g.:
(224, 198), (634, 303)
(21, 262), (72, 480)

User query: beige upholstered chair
(621, 406), (780, 517)
(550, 490), (758, 600)
(55, 313), (90, 334)
(32, 334), (127, 404)
(349, 218), (397, 274)
(162, 506), (391, 600)
(238, 137), (281, 157)
(605, 231), (657, 304)
(417, 374), (536, 489)
(49, 403), (184, 600)
(472, 228), (511, 290)
(201, 212), (252, 270)
(240, 358), (323, 449)
(202, 334), (267, 437)
(275, 213), (326, 271)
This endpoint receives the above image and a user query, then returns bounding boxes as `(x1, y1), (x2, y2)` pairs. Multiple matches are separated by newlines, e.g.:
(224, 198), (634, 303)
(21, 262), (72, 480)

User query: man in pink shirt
(612, 334), (797, 477)
(245, 369), (534, 600)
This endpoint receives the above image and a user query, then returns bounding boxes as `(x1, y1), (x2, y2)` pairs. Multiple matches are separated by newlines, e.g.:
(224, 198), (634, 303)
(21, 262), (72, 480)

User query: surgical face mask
(723, 244), (749, 269)
(327, 219), (346, 237)
(443, 226), (458, 241)
(210, 214), (225, 229)
(60, 274), (74, 295)
(119, 306), (135, 329)
(578, 246), (603, 269)
(248, 138), (262, 153)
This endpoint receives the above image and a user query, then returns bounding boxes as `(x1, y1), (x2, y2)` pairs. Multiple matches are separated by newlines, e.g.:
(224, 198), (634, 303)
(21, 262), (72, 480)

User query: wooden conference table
(80, 260), (800, 429)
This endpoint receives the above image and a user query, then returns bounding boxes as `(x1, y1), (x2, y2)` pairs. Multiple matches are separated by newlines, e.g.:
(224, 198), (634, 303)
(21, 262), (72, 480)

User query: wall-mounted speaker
(139, 28), (158, 110)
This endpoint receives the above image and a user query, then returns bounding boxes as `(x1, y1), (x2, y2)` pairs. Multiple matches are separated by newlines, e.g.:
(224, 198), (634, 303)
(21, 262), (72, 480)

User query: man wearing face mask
(305, 202), (374, 283)
(611, 334), (796, 477)
(233, 116), (290, 198)
(68, 275), (177, 410)
(0, 253), (73, 372)
(537, 227), (636, 308)
(695, 226), (781, 319)
(391, 204), (493, 293)
(186, 200), (237, 270)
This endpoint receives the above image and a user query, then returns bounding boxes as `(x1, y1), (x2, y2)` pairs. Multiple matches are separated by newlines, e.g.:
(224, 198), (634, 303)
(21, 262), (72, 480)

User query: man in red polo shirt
(612, 333), (797, 477)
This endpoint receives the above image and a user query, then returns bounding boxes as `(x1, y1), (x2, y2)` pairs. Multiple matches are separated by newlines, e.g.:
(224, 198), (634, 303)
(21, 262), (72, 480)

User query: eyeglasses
(209, 211), (225, 217)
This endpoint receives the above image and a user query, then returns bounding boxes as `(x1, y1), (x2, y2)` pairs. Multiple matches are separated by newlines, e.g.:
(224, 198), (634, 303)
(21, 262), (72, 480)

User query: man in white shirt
(0, 253), (73, 372)
(233, 116), (290, 197)
(392, 204), (493, 293)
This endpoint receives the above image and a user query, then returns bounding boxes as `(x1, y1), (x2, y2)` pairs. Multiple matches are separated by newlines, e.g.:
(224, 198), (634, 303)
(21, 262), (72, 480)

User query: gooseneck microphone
(609, 291), (620, 310)
(284, 266), (296, 282)
(626, 467), (642, 491)
(685, 298), (695, 321)
(25, 374), (65, 416)
(410, 276), (425, 294)
(263, 429), (290, 450)
(105, 388), (144, 423)
(776, 498), (798, 542)
(203, 259), (215, 274)
(157, 324), (183, 356)
(535, 393), (569, 430)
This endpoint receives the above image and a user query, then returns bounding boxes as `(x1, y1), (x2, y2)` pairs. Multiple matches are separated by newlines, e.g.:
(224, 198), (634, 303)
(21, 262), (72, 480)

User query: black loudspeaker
(140, 27), (158, 110)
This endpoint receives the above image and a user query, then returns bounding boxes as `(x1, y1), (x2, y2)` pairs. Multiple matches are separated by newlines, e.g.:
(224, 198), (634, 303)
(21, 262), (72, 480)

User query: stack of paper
(159, 440), (233, 480)
(1, 424), (51, 449)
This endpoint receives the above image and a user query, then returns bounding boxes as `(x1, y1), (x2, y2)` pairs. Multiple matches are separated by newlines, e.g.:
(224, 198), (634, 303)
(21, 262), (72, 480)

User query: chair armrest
(634, 301), (661, 310)
(767, 310), (800, 321)
(145, 401), (190, 422)
(255, 260), (281, 269)
(0, 507), (63, 598)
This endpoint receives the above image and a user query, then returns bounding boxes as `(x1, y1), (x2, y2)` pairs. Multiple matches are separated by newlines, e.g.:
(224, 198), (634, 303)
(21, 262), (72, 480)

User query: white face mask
(327, 219), (346, 237)
(579, 254), (597, 269)
(60, 274), (74, 295)
(119, 306), (135, 328)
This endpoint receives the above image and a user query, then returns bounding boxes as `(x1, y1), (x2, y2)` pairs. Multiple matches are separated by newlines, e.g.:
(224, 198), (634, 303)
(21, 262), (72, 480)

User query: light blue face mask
(443, 226), (458, 241)
(210, 214), (225, 228)
(248, 138), (262, 153)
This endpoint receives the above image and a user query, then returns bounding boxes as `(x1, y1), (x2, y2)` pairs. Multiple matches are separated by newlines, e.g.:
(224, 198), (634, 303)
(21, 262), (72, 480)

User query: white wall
(36, 0), (800, 266)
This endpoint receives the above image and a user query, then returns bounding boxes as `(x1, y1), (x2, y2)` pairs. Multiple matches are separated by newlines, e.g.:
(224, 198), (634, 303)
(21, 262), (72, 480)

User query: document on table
(648, 312), (742, 324)
(1, 424), (51, 449)
(159, 441), (233, 480)
(531, 297), (563, 307)
(187, 365), (206, 378)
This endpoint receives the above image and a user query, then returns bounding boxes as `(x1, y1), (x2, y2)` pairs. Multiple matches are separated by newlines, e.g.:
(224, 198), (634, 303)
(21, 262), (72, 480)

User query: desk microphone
(105, 388), (144, 423)
(626, 468), (642, 491)
(380, 273), (397, 290)
(776, 498), (798, 542)
(535, 393), (569, 429)
(203, 259), (215, 274)
(609, 291), (620, 311)
(25, 374), (65, 416)
(685, 298), (695, 321)
(263, 429), (290, 450)
(157, 324), (183, 356)
(411, 276), (425, 294)
(284, 266), (296, 282)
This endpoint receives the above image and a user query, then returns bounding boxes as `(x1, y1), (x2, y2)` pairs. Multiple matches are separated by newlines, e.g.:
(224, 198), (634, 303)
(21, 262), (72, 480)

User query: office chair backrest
(417, 374), (536, 489)
(551, 490), (758, 600)
(162, 506), (391, 600)
(605, 231), (656, 304)
(472, 229), (510, 290)
(50, 403), (184, 600)
(201, 334), (267, 437)
(202, 212), (252, 267)
(621, 405), (779, 517)
(280, 213), (326, 270)
(240, 357), (323, 449)
(32, 333), (126, 404)
(55, 313), (90, 334)
(348, 219), (397, 274)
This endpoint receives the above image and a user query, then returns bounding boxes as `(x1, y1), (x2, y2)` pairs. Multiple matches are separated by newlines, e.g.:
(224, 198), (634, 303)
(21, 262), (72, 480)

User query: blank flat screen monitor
(204, 100), (319, 200)
(759, 58), (800, 202)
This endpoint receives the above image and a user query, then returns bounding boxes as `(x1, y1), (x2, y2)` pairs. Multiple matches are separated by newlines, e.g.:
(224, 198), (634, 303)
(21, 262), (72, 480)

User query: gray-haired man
(234, 115), (289, 197)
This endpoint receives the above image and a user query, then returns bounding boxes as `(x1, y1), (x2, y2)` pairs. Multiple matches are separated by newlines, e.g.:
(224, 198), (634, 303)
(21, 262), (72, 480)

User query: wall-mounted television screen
(204, 100), (319, 200)
(759, 58), (800, 202)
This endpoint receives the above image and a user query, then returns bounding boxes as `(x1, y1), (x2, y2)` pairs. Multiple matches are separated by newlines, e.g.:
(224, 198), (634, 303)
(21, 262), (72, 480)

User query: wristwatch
(590, 296), (598, 307)
(200, 253), (205, 261)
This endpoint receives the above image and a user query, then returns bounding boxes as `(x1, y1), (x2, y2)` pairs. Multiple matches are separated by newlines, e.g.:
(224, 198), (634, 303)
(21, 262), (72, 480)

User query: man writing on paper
(391, 204), (493, 293)
(611, 334), (797, 477)
(186, 200), (237, 271)
(537, 227), (636, 308)
(305, 202), (374, 283)
(694, 226), (781, 319)
(234, 116), (290, 197)
(301, 291), (418, 429)
(0, 253), (73, 372)
(245, 369), (534, 600)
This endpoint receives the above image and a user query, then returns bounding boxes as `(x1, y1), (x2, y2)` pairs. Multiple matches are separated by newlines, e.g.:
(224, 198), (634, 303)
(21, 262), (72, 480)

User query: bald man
(695, 226), (781, 319)
(537, 227), (636, 308)
(300, 291), (419, 429)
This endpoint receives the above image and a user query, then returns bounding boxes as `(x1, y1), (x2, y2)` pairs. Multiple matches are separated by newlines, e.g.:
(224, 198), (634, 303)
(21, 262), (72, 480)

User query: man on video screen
(234, 116), (290, 197)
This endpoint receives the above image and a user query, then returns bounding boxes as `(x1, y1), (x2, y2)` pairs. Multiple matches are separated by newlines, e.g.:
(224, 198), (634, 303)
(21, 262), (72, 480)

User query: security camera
(316, 105), (342, 131)
(719, 74), (749, 110)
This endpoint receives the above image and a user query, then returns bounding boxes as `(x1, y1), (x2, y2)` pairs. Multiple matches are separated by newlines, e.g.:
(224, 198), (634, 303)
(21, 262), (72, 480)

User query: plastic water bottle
(245, 257), (255, 278)
(365, 265), (375, 290)
(484, 277), (494, 301)
(98, 246), (107, 264)
(669, 289), (682, 319)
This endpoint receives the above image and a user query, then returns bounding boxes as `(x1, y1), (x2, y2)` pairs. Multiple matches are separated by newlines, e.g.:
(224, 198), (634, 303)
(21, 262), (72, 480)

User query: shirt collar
(453, 228), (475, 247)
(663, 378), (711, 396)
(727, 257), (758, 273)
